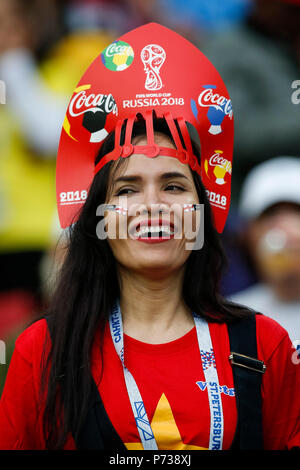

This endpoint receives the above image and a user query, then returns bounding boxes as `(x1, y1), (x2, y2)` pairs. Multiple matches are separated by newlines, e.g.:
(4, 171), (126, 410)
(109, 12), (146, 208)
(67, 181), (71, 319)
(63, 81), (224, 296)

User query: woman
(0, 23), (299, 451)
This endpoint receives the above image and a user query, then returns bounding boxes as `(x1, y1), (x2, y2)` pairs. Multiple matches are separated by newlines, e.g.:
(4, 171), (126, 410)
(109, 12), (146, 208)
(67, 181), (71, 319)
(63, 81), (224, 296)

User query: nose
(137, 186), (170, 218)
(144, 184), (160, 205)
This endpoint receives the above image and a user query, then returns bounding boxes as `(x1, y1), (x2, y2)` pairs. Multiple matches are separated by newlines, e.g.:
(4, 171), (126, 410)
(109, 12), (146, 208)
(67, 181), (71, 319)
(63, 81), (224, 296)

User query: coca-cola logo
(69, 90), (118, 117)
(66, 87), (118, 143)
(198, 87), (232, 117)
(101, 40), (134, 72)
(209, 153), (232, 174)
(105, 43), (132, 58)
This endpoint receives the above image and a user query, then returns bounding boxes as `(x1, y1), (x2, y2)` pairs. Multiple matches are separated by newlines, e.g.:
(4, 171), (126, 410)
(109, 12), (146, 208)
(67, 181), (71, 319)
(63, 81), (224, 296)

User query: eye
(115, 185), (185, 196)
(115, 188), (136, 196)
(165, 184), (185, 191)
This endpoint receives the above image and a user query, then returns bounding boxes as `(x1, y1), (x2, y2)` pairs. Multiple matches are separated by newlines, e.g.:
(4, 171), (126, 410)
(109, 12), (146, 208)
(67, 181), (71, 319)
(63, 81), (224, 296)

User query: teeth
(137, 225), (174, 236)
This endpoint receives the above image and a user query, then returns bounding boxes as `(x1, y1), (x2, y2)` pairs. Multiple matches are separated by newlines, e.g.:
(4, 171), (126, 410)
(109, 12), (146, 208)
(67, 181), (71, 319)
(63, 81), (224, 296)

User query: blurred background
(0, 0), (300, 393)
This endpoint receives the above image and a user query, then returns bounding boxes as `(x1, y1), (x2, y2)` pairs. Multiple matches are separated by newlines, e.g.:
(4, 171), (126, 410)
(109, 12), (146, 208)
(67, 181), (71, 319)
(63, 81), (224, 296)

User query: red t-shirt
(0, 314), (299, 450)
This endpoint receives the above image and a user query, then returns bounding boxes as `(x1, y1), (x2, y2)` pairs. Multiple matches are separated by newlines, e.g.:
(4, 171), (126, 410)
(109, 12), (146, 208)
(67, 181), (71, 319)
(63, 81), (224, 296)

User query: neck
(117, 266), (194, 343)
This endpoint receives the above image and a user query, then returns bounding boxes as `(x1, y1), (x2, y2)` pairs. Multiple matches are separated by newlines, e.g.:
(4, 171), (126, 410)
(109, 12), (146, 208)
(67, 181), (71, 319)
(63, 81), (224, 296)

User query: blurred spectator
(229, 157), (300, 343)
(0, 0), (114, 249)
(200, 0), (300, 203)
(0, 0), (162, 156)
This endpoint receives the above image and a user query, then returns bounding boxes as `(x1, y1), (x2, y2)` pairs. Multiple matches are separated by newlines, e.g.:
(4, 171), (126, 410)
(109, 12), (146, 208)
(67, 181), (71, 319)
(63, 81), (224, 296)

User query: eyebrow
(113, 171), (190, 186)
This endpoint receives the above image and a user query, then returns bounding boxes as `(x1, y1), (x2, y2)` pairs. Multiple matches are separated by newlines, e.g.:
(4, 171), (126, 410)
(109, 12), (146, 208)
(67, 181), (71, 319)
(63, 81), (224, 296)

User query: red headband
(56, 23), (234, 233)
(93, 111), (202, 176)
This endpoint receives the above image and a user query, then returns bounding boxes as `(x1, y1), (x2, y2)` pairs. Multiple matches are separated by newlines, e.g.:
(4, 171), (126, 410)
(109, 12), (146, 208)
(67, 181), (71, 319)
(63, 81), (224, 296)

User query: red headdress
(56, 23), (234, 233)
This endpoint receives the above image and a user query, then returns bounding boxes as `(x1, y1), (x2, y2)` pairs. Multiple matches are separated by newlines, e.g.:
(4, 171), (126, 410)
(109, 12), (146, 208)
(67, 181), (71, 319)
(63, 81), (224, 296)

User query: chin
(125, 252), (176, 268)
(137, 257), (173, 270)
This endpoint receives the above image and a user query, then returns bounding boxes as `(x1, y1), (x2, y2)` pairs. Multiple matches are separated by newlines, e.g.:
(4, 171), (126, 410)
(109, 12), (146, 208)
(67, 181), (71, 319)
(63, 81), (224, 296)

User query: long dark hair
(40, 117), (251, 449)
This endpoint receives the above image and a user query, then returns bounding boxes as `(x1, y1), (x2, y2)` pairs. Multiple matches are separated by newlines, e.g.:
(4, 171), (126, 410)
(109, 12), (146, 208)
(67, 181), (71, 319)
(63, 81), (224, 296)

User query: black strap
(228, 313), (264, 450)
(44, 316), (126, 450)
(76, 378), (127, 450)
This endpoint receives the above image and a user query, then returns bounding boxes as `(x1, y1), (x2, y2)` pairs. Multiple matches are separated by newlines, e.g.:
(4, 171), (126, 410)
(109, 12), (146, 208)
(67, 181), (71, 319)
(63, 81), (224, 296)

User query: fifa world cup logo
(141, 44), (166, 91)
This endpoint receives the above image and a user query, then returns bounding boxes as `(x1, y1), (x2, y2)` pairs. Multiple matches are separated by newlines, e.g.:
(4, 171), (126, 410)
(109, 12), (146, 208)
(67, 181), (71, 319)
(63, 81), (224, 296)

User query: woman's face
(247, 204), (300, 301)
(103, 132), (200, 279)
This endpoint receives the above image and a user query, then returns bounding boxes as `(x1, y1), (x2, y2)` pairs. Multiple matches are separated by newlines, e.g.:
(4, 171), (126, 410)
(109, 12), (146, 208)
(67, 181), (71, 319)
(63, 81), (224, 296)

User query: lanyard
(109, 300), (224, 450)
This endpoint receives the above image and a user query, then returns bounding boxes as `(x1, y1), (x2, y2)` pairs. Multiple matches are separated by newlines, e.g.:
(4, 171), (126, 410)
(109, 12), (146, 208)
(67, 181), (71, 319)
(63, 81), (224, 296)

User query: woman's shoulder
(255, 312), (289, 341)
(255, 313), (291, 362)
(212, 312), (291, 362)
(14, 318), (49, 364)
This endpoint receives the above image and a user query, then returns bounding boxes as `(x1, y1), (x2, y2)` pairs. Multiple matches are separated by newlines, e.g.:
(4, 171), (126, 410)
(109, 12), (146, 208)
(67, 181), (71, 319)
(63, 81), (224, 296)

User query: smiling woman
(37, 115), (251, 450)
(0, 23), (299, 452)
